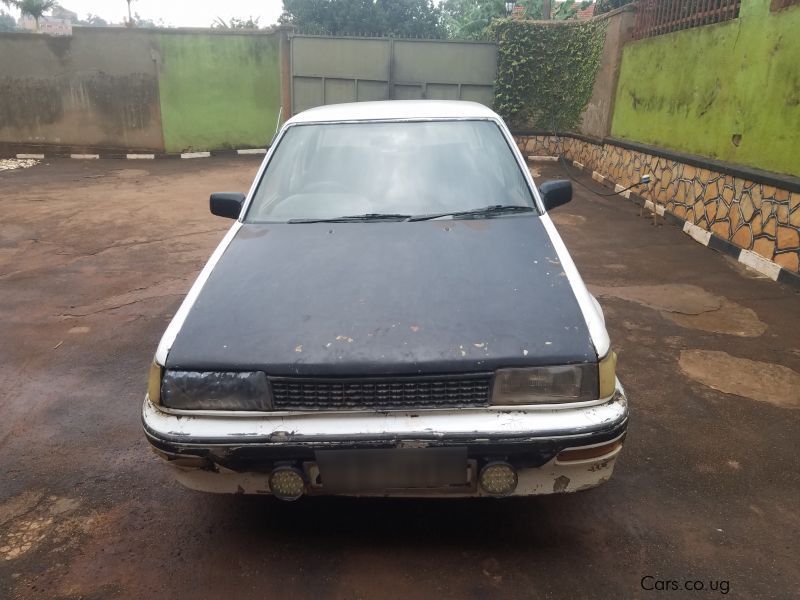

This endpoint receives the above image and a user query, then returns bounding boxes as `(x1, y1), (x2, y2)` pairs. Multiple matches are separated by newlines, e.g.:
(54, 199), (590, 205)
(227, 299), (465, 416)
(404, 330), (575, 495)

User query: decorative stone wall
(515, 135), (800, 273)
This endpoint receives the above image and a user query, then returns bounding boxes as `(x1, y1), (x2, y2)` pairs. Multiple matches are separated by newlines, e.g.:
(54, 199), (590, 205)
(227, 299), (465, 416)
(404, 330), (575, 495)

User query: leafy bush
(491, 18), (606, 131)
(441, 0), (545, 39)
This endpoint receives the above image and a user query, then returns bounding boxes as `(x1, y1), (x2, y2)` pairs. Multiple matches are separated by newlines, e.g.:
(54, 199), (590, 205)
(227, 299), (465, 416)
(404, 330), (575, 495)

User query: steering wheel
(302, 180), (349, 193)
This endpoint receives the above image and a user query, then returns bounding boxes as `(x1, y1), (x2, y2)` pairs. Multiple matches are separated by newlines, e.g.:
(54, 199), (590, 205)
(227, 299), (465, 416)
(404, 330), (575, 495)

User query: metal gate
(290, 35), (498, 116)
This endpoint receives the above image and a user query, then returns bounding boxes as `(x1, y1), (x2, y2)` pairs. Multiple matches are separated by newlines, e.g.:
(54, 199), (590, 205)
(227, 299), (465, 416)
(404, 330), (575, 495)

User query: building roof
(287, 100), (499, 125)
(552, 1), (596, 21)
(576, 3), (596, 20)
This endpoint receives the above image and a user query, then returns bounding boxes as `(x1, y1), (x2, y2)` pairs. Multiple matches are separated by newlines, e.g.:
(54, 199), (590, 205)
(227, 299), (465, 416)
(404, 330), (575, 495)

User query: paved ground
(1, 158), (799, 599)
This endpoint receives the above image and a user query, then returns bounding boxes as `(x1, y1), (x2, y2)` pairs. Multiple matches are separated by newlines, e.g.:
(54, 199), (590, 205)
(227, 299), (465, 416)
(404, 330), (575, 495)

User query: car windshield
(245, 120), (537, 223)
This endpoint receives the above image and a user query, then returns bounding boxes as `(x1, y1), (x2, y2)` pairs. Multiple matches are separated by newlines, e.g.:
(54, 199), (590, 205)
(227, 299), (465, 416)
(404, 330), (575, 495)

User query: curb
(623, 191), (800, 291)
(11, 149), (268, 161)
(553, 156), (800, 291)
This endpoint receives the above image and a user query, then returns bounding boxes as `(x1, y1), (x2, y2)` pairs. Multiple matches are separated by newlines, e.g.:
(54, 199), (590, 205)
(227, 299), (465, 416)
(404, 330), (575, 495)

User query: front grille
(270, 374), (492, 411)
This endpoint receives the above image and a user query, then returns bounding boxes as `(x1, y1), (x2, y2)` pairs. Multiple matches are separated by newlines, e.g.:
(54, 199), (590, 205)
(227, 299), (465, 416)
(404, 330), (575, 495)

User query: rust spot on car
(588, 460), (610, 472)
(553, 475), (570, 493)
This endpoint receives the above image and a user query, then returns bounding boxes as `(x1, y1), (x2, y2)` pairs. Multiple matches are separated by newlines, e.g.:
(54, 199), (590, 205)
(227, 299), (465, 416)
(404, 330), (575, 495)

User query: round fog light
(268, 467), (305, 501)
(479, 462), (518, 496)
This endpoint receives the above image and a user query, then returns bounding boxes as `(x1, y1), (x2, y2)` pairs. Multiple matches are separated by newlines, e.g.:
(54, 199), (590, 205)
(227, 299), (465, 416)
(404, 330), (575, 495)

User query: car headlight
(160, 370), (270, 411)
(490, 364), (593, 405)
(491, 352), (617, 405)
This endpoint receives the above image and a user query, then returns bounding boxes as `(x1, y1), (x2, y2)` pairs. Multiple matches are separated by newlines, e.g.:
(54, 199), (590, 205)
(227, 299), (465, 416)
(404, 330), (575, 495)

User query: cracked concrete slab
(679, 350), (800, 409)
(666, 300), (767, 337)
(590, 284), (723, 314)
(590, 284), (767, 337)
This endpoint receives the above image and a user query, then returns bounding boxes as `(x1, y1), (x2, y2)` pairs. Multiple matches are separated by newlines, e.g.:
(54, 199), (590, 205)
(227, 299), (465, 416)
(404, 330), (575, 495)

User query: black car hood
(166, 217), (596, 375)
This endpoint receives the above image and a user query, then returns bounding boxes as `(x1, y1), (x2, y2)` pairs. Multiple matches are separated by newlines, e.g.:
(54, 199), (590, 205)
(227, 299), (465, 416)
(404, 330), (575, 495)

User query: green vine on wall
(491, 18), (607, 131)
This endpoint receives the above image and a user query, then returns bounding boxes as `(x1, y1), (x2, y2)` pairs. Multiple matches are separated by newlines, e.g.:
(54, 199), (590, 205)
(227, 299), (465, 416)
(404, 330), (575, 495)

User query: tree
(0, 9), (17, 30)
(441, 1), (544, 39)
(125, 0), (133, 27)
(280, 0), (444, 37)
(4, 0), (56, 29)
(76, 13), (109, 27)
(442, 0), (591, 38)
(131, 12), (165, 28)
(595, 0), (633, 15)
(552, 0), (591, 20)
(212, 16), (262, 29)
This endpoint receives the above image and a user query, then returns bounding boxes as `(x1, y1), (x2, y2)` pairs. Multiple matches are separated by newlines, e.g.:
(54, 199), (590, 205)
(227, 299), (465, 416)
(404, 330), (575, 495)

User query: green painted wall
(611, 0), (800, 177)
(156, 32), (281, 153)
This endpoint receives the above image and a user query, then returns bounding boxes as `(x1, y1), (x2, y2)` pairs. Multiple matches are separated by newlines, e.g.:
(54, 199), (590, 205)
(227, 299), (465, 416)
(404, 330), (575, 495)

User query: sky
(5, 1), (286, 28)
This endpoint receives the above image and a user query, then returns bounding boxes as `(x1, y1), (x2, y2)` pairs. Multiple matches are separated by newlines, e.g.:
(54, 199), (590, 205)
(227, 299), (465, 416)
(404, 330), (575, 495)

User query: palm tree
(125, 0), (134, 27)
(5, 0), (56, 30)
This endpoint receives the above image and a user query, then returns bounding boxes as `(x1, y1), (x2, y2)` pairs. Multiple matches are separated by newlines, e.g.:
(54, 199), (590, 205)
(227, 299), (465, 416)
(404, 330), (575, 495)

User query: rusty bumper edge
(142, 385), (629, 456)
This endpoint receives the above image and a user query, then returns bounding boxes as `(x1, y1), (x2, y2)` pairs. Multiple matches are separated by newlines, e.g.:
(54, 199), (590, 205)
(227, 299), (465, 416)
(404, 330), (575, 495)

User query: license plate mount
(314, 447), (469, 492)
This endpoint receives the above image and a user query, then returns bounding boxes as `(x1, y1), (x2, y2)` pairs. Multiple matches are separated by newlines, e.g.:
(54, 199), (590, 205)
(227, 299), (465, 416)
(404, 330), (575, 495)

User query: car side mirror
(539, 180), (572, 212)
(210, 192), (246, 219)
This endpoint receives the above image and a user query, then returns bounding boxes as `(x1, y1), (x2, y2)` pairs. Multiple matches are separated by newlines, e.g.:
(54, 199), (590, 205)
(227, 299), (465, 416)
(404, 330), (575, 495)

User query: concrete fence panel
(0, 28), (164, 152)
(289, 35), (497, 115)
(0, 27), (283, 154)
(155, 31), (282, 153)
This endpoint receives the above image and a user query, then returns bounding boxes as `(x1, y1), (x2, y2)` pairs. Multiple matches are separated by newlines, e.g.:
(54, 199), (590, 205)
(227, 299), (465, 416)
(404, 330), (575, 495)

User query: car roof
(285, 100), (500, 125)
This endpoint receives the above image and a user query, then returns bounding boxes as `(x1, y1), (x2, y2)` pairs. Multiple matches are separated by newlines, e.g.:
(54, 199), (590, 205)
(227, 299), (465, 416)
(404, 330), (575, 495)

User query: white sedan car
(143, 100), (628, 500)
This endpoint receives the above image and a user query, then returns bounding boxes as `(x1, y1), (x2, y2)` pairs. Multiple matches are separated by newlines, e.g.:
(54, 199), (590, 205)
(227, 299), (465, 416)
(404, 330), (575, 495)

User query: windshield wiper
(287, 213), (412, 224)
(407, 205), (534, 222)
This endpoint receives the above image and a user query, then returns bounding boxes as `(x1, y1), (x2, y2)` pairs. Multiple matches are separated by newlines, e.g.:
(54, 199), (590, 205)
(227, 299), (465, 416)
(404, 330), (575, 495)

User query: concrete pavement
(1, 158), (798, 599)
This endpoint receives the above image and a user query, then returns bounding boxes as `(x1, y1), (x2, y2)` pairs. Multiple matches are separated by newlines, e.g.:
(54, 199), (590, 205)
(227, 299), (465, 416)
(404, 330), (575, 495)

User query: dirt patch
(0, 491), (44, 527)
(679, 350), (800, 409)
(549, 213), (587, 227)
(667, 300), (767, 337)
(604, 263), (628, 271)
(0, 224), (37, 247)
(112, 168), (150, 179)
(60, 277), (190, 318)
(0, 492), (87, 562)
(591, 284), (767, 337)
(591, 284), (721, 314)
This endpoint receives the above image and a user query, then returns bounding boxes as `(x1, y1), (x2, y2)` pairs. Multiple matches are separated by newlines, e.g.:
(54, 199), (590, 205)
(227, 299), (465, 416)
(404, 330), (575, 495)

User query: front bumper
(143, 381), (629, 497)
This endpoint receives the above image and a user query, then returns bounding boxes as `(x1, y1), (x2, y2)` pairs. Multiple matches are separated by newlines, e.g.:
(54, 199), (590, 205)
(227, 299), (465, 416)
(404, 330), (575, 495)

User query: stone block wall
(515, 134), (800, 273)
